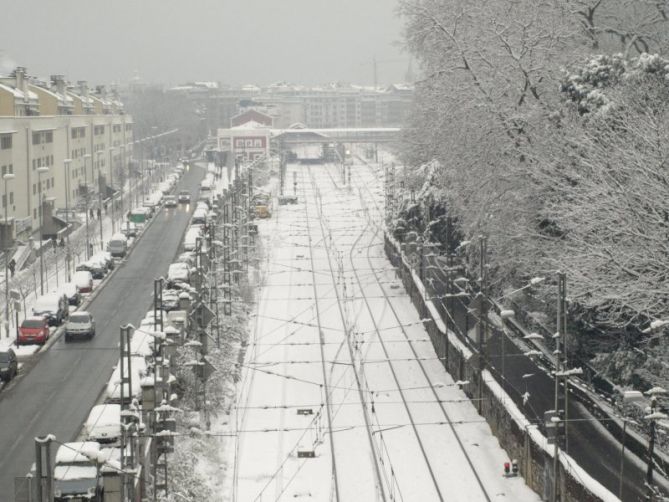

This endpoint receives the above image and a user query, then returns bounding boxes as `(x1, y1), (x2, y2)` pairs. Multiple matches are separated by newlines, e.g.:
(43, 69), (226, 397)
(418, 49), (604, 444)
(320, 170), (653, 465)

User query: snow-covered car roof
(55, 441), (100, 465)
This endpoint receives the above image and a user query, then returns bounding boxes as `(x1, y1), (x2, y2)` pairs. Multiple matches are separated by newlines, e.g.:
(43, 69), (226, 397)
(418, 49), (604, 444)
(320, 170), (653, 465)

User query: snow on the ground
(226, 159), (541, 501)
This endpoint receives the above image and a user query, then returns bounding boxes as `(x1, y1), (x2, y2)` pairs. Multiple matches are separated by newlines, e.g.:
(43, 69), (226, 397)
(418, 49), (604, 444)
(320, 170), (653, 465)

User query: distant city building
(0, 67), (132, 242)
(167, 81), (414, 134)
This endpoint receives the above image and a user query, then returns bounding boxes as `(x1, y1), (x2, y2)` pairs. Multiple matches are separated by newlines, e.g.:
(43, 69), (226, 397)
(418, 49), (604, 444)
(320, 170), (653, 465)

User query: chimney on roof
(77, 81), (89, 97)
(50, 75), (66, 96)
(14, 66), (26, 92)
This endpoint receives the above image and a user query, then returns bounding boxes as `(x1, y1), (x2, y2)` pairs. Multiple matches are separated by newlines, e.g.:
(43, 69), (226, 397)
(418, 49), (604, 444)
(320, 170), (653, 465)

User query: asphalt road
(0, 164), (205, 496)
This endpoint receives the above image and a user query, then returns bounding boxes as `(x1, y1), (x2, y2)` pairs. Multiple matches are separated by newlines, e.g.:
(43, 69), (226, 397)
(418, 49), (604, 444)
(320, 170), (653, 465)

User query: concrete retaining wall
(384, 234), (616, 502)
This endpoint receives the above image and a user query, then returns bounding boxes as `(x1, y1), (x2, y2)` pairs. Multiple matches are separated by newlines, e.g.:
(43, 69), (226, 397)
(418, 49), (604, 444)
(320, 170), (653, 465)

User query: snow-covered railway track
(300, 165), (388, 501)
(350, 160), (494, 500)
(299, 168), (342, 502)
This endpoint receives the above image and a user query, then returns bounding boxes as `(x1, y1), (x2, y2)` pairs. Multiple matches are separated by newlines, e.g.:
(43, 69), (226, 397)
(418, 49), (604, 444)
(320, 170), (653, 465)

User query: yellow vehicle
(255, 204), (271, 219)
(254, 193), (272, 218)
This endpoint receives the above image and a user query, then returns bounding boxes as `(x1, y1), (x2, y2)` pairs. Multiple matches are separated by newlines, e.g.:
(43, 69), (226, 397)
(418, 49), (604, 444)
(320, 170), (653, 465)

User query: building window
(8, 164), (12, 174)
(32, 132), (41, 145)
(0, 135), (11, 150)
(45, 131), (53, 143)
(9, 192), (13, 205)
(71, 127), (86, 139)
(32, 184), (36, 195)
(1, 166), (5, 176)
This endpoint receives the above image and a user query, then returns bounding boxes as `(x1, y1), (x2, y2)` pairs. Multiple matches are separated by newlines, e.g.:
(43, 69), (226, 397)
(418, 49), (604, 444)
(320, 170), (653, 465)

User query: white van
(107, 233), (128, 258)
(84, 404), (121, 444)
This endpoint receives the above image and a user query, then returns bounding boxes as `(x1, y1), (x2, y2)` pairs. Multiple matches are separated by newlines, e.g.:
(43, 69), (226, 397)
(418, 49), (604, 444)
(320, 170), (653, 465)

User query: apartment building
(166, 81), (414, 132)
(0, 67), (132, 242)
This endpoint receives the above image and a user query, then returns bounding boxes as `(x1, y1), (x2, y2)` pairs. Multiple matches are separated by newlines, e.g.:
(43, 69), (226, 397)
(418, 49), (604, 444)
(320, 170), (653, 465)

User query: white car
(168, 262), (191, 283)
(84, 404), (121, 444)
(73, 270), (93, 293)
(64, 311), (96, 341)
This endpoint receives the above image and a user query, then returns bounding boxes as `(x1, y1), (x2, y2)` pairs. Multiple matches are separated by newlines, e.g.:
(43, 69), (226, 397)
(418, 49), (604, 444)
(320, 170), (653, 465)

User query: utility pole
(477, 236), (487, 414)
(553, 272), (567, 502)
(222, 189), (232, 316)
(34, 435), (54, 502)
(119, 325), (134, 502)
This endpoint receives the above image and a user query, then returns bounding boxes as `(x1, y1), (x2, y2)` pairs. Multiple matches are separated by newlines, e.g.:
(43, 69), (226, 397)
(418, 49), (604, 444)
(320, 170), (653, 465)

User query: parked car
(76, 260), (105, 280)
(84, 404), (121, 444)
(176, 251), (196, 267)
(121, 221), (139, 238)
(32, 293), (68, 326)
(178, 190), (191, 203)
(0, 349), (18, 382)
(168, 262), (191, 284)
(58, 282), (81, 306)
(107, 233), (128, 258)
(191, 207), (208, 225)
(161, 289), (180, 311)
(64, 312), (96, 341)
(73, 270), (94, 293)
(18, 316), (50, 345)
(163, 195), (178, 207)
(93, 251), (114, 272)
(53, 441), (101, 502)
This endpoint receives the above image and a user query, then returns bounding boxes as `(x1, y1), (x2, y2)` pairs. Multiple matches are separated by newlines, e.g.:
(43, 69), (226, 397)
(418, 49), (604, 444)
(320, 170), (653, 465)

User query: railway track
(340, 159), (493, 501)
(300, 164), (389, 501)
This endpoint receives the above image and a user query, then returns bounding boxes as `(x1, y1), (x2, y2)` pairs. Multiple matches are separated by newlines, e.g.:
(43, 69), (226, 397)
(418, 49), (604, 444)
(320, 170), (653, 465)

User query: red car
(18, 317), (50, 345)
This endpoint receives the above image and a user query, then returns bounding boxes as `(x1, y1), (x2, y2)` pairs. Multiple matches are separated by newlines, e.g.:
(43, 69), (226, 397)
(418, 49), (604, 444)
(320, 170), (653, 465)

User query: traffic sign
(189, 302), (215, 329)
(191, 357), (217, 381)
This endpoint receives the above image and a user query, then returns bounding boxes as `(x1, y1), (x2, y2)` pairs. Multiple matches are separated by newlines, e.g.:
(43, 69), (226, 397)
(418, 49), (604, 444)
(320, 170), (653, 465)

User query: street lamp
(37, 166), (50, 295)
(63, 158), (72, 281)
(83, 154), (92, 259)
(3, 172), (15, 339)
(96, 151), (104, 250)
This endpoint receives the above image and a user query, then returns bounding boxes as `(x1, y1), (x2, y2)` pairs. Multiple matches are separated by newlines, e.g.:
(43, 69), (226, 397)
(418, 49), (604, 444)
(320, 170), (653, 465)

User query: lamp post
(37, 166), (50, 295)
(109, 147), (116, 234)
(63, 158), (72, 281)
(3, 173), (15, 339)
(83, 154), (91, 259)
(96, 151), (104, 250)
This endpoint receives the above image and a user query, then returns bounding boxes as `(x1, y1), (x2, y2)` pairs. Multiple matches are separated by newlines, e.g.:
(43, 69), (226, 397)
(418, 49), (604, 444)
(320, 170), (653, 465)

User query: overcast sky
(0, 0), (408, 87)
